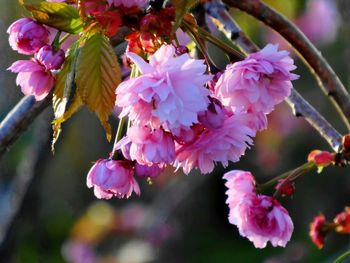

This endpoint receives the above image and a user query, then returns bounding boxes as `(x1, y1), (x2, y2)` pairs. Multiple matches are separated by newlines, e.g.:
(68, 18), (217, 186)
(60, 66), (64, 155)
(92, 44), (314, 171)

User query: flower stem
(257, 162), (315, 193)
(111, 64), (138, 160)
(182, 20), (244, 61)
(59, 33), (71, 46)
(334, 249), (350, 263)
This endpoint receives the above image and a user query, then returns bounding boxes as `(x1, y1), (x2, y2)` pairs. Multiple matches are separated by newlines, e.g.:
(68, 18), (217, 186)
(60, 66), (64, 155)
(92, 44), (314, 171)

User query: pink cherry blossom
(116, 125), (175, 166)
(86, 159), (140, 199)
(7, 18), (50, 55)
(224, 170), (294, 248)
(8, 59), (55, 100)
(175, 113), (255, 174)
(233, 194), (294, 248)
(297, 0), (339, 45)
(224, 170), (256, 221)
(35, 45), (65, 70)
(215, 44), (298, 114)
(107, 0), (148, 8)
(116, 44), (211, 131)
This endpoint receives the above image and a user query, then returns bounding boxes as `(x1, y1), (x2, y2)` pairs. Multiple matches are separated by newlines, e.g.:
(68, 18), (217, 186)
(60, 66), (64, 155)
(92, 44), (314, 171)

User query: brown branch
(203, 0), (258, 53)
(204, 0), (343, 151)
(221, 0), (350, 131)
(286, 90), (342, 151)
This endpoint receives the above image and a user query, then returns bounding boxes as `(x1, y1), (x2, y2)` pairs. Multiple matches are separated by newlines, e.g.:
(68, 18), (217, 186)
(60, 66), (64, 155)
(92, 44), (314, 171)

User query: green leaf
(52, 42), (82, 151)
(25, 2), (83, 34)
(171, 0), (199, 33)
(75, 33), (121, 141)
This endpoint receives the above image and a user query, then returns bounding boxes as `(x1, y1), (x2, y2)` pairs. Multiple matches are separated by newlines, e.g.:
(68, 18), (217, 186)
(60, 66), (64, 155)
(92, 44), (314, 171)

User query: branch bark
(222, 0), (350, 131)
(204, 0), (343, 151)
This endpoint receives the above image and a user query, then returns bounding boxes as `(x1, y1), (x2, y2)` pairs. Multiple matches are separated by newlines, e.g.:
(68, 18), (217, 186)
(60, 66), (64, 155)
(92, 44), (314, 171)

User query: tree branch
(221, 0), (350, 131)
(0, 96), (51, 159)
(286, 90), (342, 151)
(203, 0), (258, 54)
(204, 0), (343, 151)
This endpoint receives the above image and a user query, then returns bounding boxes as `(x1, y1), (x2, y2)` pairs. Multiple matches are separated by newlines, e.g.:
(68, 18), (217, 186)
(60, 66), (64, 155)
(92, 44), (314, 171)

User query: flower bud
(7, 18), (49, 55)
(275, 179), (295, 197)
(309, 214), (327, 249)
(334, 207), (350, 234)
(35, 45), (65, 70)
(86, 159), (140, 199)
(342, 134), (350, 150)
(307, 150), (334, 172)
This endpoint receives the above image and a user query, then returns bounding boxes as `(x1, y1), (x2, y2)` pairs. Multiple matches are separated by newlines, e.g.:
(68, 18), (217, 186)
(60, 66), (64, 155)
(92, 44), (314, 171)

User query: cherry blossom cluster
(87, 43), (298, 203)
(7, 18), (65, 100)
(6, 0), (311, 251)
(6, 0), (151, 101)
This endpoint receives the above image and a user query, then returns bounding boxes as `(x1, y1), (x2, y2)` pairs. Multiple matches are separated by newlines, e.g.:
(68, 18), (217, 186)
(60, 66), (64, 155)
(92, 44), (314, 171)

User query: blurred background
(0, 0), (350, 262)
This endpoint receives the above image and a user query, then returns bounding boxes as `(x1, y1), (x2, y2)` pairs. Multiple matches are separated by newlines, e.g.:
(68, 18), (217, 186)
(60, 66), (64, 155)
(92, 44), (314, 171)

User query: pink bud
(7, 18), (49, 55)
(307, 150), (334, 167)
(342, 134), (350, 150)
(309, 214), (327, 249)
(275, 179), (295, 197)
(334, 207), (350, 234)
(35, 45), (65, 70)
(86, 159), (140, 199)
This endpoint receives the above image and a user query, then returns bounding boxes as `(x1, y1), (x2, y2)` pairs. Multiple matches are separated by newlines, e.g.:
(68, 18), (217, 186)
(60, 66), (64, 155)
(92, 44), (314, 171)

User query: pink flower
(224, 170), (256, 217)
(116, 125), (175, 166)
(7, 18), (50, 55)
(107, 0), (148, 8)
(8, 59), (55, 100)
(175, 113), (255, 174)
(86, 159), (140, 199)
(234, 195), (294, 248)
(224, 170), (294, 248)
(116, 45), (211, 131)
(215, 44), (298, 114)
(297, 0), (339, 45)
(35, 45), (65, 70)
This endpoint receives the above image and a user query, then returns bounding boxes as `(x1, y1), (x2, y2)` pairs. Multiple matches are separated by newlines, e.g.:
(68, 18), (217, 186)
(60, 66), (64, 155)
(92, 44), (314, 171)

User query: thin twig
(222, 0), (350, 131)
(204, 0), (343, 152)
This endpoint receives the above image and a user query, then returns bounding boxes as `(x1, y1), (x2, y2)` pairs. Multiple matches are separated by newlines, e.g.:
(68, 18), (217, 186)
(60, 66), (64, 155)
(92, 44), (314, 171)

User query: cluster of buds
(310, 207), (350, 249)
(125, 7), (176, 55)
(7, 18), (66, 100)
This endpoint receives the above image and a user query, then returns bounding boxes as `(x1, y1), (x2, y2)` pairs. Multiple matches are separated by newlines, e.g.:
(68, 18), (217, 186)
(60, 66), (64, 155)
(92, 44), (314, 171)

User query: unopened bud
(175, 45), (189, 56)
(342, 134), (350, 150)
(307, 150), (334, 173)
(309, 214), (328, 249)
(275, 179), (295, 197)
(334, 207), (350, 234)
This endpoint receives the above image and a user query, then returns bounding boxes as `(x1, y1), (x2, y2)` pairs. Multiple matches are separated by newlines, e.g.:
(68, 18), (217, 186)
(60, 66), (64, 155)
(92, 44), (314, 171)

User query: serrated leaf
(172, 0), (199, 33)
(25, 2), (83, 34)
(52, 42), (83, 151)
(75, 33), (121, 142)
